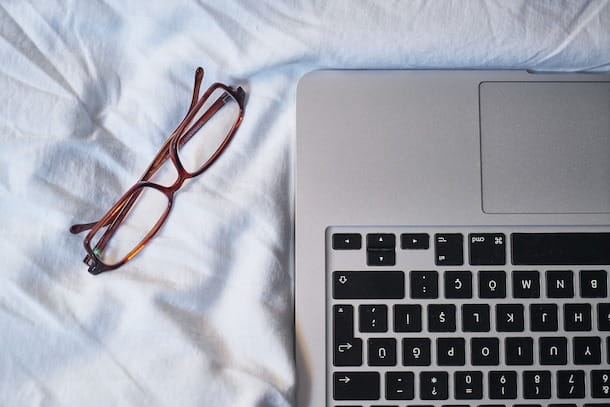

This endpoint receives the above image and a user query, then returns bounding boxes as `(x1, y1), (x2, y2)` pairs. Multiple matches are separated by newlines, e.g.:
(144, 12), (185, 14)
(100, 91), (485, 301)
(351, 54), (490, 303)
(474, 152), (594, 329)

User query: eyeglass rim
(169, 82), (245, 178)
(82, 182), (173, 274)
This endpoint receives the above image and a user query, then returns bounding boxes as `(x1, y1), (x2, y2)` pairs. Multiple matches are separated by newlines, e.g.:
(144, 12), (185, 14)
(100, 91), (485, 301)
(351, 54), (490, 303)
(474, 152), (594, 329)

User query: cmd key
(469, 233), (506, 265)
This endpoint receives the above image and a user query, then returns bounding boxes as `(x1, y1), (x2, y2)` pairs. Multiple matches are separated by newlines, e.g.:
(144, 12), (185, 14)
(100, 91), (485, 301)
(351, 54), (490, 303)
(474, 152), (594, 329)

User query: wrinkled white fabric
(0, 1), (608, 406)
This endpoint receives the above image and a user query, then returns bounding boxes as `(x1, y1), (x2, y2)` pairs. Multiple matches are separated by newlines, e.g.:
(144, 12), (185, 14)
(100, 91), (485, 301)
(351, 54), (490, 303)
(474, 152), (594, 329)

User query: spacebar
(512, 232), (610, 265)
(333, 271), (405, 299)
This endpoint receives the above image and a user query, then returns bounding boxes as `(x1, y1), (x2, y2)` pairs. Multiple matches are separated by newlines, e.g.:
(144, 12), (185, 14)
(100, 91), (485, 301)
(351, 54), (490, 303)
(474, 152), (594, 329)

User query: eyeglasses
(70, 67), (246, 275)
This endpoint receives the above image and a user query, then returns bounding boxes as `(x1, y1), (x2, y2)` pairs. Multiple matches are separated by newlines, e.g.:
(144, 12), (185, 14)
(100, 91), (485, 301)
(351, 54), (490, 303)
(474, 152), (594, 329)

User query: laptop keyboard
(326, 227), (610, 407)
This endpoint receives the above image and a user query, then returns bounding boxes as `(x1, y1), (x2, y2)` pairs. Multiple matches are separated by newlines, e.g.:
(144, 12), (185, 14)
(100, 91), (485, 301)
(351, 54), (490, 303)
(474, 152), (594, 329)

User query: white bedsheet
(1, 1), (609, 406)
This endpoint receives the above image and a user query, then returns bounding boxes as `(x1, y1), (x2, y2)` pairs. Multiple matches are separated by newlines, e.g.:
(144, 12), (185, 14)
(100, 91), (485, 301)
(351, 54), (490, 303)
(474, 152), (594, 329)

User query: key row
(337, 303), (610, 334)
(332, 232), (610, 267)
(332, 232), (503, 266)
(333, 233), (430, 251)
(333, 270), (608, 300)
(334, 336), (608, 367)
(333, 369), (610, 401)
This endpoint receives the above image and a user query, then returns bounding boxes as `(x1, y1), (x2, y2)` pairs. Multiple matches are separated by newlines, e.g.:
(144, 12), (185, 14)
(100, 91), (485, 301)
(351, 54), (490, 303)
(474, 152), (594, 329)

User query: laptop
(295, 70), (610, 407)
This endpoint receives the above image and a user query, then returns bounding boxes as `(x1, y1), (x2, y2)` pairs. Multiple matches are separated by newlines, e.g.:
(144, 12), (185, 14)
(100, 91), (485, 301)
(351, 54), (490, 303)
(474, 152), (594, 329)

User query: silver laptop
(295, 70), (610, 407)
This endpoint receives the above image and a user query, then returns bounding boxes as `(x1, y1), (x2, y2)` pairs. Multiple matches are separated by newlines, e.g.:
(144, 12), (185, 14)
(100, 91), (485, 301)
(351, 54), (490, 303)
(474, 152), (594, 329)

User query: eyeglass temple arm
(137, 67), (207, 178)
(136, 66), (208, 182)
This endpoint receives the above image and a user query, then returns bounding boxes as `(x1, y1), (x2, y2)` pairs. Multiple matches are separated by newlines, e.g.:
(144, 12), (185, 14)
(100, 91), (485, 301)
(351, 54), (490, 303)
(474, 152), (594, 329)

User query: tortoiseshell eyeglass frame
(70, 67), (246, 275)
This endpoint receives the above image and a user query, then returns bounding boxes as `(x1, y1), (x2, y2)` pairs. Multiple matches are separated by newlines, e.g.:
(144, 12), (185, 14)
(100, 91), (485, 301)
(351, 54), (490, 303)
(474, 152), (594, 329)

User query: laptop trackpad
(480, 81), (610, 214)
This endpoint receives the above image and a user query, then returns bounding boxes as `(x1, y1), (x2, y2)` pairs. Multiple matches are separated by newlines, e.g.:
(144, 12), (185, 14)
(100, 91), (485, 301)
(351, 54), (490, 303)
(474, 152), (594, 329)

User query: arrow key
(367, 233), (395, 249)
(401, 233), (430, 249)
(332, 233), (362, 250)
(367, 249), (396, 266)
(333, 372), (380, 400)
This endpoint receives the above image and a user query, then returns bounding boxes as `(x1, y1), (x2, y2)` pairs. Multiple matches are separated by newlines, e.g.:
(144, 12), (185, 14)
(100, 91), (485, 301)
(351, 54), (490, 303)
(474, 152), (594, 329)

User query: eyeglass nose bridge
(166, 153), (192, 190)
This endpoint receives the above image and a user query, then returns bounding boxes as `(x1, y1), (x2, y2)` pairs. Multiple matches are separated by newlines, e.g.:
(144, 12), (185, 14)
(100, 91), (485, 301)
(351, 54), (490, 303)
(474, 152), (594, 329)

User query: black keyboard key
(479, 270), (506, 298)
(581, 270), (608, 298)
(334, 304), (355, 340)
(591, 370), (610, 398)
(550, 404), (578, 407)
(367, 233), (395, 249)
(394, 304), (422, 332)
(547, 270), (574, 298)
(333, 305), (362, 367)
(598, 304), (610, 331)
(471, 337), (499, 365)
(462, 304), (490, 332)
(333, 371), (380, 400)
(410, 271), (438, 299)
(334, 337), (362, 367)
(574, 336), (601, 365)
(454, 371), (483, 399)
(523, 371), (551, 399)
(513, 270), (540, 298)
(444, 271), (472, 298)
(420, 372), (449, 400)
(437, 338), (465, 366)
(469, 233), (506, 265)
(489, 371), (518, 399)
(428, 304), (456, 332)
(368, 338), (396, 366)
(506, 337), (534, 365)
(511, 232), (610, 265)
(557, 370), (586, 399)
(386, 371), (415, 400)
(359, 305), (387, 333)
(367, 249), (396, 266)
(435, 233), (464, 266)
(401, 233), (429, 249)
(539, 337), (568, 365)
(333, 271), (405, 299)
(496, 304), (524, 332)
(402, 338), (430, 366)
(332, 233), (362, 250)
(530, 304), (558, 332)
(564, 303), (592, 331)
